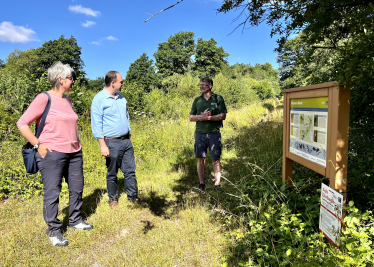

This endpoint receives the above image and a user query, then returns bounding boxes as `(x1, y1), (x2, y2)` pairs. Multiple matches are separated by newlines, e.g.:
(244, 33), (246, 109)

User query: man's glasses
(65, 76), (74, 82)
(199, 84), (209, 87)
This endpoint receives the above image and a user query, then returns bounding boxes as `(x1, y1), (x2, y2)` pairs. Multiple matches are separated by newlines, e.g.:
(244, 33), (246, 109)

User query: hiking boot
(49, 234), (69, 247)
(199, 183), (206, 191)
(70, 221), (94, 230)
(109, 201), (119, 209)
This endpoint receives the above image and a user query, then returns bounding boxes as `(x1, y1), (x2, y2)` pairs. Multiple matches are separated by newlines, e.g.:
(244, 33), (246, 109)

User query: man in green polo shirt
(189, 77), (227, 191)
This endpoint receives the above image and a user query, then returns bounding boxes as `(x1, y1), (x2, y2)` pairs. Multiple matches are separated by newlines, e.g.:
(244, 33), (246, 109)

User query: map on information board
(289, 97), (328, 167)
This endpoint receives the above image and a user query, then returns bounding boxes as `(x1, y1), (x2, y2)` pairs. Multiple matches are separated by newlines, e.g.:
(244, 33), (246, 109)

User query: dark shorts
(194, 132), (222, 159)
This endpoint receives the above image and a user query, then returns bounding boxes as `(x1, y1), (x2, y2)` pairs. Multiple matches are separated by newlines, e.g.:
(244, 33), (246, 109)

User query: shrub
(251, 80), (275, 100)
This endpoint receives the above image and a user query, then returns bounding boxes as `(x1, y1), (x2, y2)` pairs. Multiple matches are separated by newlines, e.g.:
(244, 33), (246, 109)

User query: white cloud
(91, 36), (118, 45)
(105, 36), (118, 41)
(82, 20), (96, 27)
(0, 21), (39, 43)
(68, 5), (101, 17)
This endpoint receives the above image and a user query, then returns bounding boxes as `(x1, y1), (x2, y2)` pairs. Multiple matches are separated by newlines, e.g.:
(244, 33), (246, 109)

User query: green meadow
(1, 97), (373, 266)
(1, 32), (373, 265)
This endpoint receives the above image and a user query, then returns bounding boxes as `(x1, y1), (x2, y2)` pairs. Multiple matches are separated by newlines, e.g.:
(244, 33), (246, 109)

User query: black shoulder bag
(22, 91), (51, 174)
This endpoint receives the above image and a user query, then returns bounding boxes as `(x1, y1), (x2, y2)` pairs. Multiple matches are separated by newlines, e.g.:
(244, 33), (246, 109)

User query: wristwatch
(33, 142), (41, 149)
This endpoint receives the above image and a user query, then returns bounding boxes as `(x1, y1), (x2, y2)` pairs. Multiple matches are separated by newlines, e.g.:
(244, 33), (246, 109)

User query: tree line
(0, 32), (281, 141)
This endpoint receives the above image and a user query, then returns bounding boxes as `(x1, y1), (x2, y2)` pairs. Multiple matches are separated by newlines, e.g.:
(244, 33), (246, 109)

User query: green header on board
(290, 97), (328, 109)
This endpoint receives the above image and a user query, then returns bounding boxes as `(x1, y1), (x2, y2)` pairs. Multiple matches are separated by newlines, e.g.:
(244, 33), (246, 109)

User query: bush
(251, 80), (275, 100)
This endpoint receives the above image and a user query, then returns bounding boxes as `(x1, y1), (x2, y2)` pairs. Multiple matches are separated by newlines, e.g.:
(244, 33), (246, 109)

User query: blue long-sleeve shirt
(91, 89), (131, 139)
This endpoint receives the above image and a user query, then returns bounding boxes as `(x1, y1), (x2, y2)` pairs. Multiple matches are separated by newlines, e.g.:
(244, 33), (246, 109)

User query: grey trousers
(105, 138), (138, 203)
(36, 149), (84, 236)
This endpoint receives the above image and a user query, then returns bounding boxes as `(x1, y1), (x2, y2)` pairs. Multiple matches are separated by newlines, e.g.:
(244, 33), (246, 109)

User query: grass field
(0, 100), (282, 266)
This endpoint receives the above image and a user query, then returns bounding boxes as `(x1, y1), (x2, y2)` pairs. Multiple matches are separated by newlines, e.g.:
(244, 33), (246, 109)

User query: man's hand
(101, 144), (110, 157)
(200, 108), (211, 120)
(201, 108), (211, 116)
(98, 138), (110, 157)
(37, 144), (52, 159)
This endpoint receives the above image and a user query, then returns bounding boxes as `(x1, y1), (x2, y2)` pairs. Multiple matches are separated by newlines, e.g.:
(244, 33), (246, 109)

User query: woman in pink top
(17, 62), (93, 247)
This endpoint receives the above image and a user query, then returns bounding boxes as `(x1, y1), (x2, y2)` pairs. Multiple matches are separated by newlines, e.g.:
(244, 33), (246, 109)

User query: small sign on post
(319, 183), (343, 248)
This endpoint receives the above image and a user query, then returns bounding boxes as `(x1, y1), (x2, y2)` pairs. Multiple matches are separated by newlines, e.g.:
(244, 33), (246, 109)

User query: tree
(5, 48), (39, 75)
(277, 33), (374, 137)
(192, 38), (229, 77)
(125, 53), (159, 92)
(4, 35), (85, 78)
(154, 31), (195, 77)
(35, 35), (85, 77)
(218, 0), (374, 84)
(276, 34), (337, 89)
(219, 0), (374, 139)
(85, 77), (106, 92)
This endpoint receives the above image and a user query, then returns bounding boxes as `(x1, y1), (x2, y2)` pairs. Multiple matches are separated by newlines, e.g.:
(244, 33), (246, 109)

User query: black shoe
(214, 185), (221, 191)
(199, 184), (206, 191)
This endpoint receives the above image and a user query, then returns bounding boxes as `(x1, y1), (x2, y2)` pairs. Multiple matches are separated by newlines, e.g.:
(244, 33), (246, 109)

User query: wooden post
(327, 85), (350, 227)
(282, 92), (293, 185)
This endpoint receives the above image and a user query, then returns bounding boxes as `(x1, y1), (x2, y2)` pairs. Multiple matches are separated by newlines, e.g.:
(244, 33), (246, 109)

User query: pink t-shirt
(17, 93), (82, 153)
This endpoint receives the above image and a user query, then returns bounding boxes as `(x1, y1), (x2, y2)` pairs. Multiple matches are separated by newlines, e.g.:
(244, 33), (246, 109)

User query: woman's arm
(19, 125), (52, 158)
(17, 94), (52, 158)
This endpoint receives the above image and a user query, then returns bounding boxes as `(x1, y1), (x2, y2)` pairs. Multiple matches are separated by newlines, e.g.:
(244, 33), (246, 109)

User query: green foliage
(0, 142), (43, 199)
(220, 0), (374, 139)
(161, 73), (199, 97)
(5, 48), (39, 75)
(276, 34), (338, 89)
(192, 38), (229, 77)
(154, 31), (195, 77)
(347, 134), (374, 211)
(125, 53), (159, 92)
(5, 35), (85, 78)
(213, 73), (259, 106)
(251, 80), (275, 100)
(220, 161), (374, 266)
(121, 81), (145, 115)
(35, 35), (85, 77)
(85, 77), (105, 92)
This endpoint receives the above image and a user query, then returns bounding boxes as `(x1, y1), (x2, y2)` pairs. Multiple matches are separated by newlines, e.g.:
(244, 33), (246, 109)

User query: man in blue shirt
(91, 71), (139, 208)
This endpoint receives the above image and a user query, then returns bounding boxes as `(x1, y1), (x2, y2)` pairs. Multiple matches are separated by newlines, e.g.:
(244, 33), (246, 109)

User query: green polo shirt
(190, 93), (227, 133)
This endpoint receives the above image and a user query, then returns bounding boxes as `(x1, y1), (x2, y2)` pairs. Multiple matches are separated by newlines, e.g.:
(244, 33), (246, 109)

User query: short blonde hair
(48, 62), (74, 89)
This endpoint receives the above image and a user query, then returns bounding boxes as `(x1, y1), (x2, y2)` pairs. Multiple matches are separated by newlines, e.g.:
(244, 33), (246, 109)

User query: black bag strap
(213, 93), (218, 105)
(213, 93), (223, 128)
(35, 91), (51, 138)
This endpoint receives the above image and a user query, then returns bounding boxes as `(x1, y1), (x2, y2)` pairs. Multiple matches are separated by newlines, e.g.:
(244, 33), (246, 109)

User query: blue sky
(0, 0), (279, 79)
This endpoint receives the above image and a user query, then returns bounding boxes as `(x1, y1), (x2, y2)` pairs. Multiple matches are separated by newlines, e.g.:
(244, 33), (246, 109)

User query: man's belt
(104, 134), (130, 140)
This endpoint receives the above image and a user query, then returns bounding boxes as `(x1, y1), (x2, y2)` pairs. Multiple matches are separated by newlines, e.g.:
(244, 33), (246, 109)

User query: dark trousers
(36, 150), (84, 236)
(105, 139), (138, 203)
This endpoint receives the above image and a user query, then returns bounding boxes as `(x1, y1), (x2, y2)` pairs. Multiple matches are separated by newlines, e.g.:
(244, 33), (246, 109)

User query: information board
(319, 183), (343, 248)
(289, 97), (328, 167)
